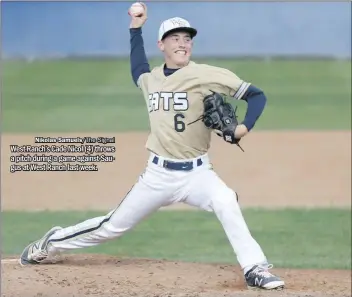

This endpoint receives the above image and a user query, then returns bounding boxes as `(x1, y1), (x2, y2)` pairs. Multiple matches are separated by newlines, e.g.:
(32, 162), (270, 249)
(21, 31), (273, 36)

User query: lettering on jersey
(161, 92), (173, 111)
(149, 92), (160, 111)
(173, 92), (188, 111)
(148, 92), (189, 112)
(148, 92), (189, 132)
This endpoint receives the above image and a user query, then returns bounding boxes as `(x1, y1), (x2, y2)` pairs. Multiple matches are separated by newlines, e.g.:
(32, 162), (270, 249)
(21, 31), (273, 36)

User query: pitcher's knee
(212, 188), (239, 210)
(106, 221), (134, 237)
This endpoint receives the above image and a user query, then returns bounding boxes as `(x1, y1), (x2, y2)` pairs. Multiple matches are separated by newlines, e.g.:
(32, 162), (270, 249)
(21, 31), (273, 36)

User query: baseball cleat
(19, 226), (62, 266)
(245, 264), (285, 290)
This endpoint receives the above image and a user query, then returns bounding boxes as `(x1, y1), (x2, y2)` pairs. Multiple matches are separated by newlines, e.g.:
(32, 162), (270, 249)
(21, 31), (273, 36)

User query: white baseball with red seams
(128, 2), (144, 16)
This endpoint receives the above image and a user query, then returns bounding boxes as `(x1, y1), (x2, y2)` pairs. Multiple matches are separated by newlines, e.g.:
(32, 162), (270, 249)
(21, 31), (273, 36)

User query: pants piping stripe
(48, 186), (135, 244)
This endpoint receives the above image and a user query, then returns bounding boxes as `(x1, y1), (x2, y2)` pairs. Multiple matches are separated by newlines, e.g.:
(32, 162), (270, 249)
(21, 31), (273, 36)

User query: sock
(243, 265), (255, 275)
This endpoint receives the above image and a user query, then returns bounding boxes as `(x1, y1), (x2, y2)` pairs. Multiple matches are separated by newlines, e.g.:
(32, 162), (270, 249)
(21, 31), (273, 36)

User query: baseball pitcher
(19, 3), (284, 291)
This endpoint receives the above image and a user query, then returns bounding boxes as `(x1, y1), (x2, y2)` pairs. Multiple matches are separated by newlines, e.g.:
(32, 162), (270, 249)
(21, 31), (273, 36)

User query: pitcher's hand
(129, 2), (148, 28)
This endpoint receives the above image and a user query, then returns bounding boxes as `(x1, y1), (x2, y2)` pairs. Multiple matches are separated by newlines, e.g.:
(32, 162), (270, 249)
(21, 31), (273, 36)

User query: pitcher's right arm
(128, 2), (150, 86)
(130, 28), (150, 86)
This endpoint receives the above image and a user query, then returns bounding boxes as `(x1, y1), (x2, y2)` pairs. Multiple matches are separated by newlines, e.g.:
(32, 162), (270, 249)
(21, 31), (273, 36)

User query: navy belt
(152, 156), (203, 171)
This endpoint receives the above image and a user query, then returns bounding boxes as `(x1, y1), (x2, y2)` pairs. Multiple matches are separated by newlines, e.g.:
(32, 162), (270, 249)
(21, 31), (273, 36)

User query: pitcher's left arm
(234, 85), (267, 138)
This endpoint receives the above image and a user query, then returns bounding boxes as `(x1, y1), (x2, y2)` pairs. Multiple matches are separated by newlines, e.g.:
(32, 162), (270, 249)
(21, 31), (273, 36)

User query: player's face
(158, 32), (193, 68)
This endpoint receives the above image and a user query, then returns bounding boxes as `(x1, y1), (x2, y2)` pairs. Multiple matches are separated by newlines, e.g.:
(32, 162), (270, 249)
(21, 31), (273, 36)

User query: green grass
(2, 208), (351, 270)
(2, 58), (351, 132)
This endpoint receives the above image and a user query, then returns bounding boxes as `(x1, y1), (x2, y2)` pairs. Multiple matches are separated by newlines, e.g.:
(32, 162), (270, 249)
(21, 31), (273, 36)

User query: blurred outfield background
(2, 1), (351, 132)
(1, 1), (351, 273)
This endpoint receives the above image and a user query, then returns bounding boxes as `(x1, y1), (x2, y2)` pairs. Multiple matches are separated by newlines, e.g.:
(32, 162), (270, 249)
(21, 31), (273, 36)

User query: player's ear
(157, 40), (165, 52)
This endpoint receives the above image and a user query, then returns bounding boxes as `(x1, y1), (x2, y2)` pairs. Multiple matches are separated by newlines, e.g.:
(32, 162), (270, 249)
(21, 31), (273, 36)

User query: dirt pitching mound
(2, 255), (351, 297)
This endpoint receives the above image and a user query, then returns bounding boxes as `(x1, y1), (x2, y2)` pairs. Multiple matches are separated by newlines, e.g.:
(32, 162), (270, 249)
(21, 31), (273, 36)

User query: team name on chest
(148, 92), (189, 112)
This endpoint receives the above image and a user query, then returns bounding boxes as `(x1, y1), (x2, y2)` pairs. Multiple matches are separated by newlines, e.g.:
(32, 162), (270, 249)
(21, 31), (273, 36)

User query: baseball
(128, 2), (144, 16)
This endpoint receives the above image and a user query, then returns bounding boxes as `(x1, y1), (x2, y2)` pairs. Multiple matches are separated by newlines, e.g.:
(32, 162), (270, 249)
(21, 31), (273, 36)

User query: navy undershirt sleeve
(240, 85), (267, 131)
(129, 28), (150, 86)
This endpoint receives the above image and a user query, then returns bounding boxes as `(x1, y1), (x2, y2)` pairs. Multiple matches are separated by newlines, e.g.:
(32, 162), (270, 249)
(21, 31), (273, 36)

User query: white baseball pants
(48, 153), (267, 270)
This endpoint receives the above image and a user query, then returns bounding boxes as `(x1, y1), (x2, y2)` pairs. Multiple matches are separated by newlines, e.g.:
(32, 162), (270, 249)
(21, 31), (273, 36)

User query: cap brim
(161, 27), (197, 40)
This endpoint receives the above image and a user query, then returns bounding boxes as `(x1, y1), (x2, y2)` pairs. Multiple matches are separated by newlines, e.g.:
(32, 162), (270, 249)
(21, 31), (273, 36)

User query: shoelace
(31, 240), (62, 263)
(32, 250), (49, 262)
(29, 238), (53, 263)
(27, 238), (48, 262)
(32, 249), (62, 263)
(252, 264), (274, 278)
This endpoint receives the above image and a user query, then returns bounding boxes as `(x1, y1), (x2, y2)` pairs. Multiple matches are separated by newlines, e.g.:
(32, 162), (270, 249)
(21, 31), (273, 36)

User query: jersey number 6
(174, 113), (185, 132)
